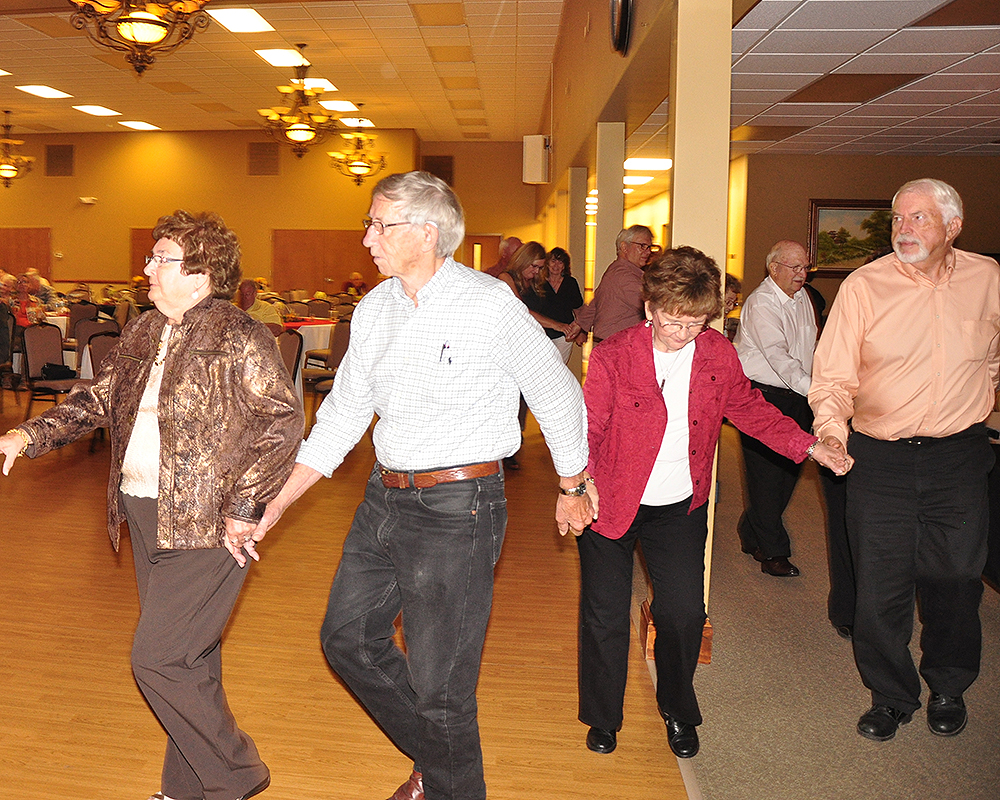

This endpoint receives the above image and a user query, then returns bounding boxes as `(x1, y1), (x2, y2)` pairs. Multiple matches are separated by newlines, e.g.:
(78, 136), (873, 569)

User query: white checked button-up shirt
(735, 275), (817, 397)
(297, 257), (588, 477)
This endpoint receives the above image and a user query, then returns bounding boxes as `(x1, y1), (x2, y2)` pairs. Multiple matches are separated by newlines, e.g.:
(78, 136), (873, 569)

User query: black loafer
(834, 624), (853, 640)
(237, 775), (270, 800)
(664, 716), (699, 758)
(586, 726), (617, 754)
(857, 704), (911, 741)
(926, 693), (967, 736)
(749, 547), (800, 577)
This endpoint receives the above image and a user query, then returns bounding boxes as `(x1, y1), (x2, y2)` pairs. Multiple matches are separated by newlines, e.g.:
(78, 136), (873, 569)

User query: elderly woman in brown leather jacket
(0, 211), (304, 800)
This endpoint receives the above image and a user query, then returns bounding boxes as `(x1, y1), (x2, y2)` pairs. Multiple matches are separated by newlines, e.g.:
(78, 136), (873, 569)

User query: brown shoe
(387, 770), (423, 800)
(750, 548), (800, 577)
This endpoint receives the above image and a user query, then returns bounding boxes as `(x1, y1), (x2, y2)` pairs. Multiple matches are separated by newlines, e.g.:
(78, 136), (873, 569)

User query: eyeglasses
(631, 242), (662, 254)
(772, 261), (810, 274)
(363, 218), (412, 235)
(653, 315), (708, 335)
(145, 254), (185, 267)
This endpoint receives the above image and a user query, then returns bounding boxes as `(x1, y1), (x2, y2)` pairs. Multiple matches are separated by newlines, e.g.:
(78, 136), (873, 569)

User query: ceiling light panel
(73, 105), (121, 116)
(207, 9), (275, 33)
(16, 85), (72, 99)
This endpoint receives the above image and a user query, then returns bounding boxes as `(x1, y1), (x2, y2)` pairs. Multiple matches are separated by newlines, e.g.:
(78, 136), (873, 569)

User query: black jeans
(847, 428), (992, 713)
(577, 499), (709, 729)
(738, 382), (813, 559)
(320, 466), (507, 800)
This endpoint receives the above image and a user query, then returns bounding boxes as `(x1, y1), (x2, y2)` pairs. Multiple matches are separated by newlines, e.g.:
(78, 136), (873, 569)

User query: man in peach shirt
(810, 178), (1000, 743)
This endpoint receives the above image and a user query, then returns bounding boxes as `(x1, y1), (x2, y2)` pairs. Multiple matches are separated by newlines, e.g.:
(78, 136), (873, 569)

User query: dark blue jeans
(320, 466), (507, 800)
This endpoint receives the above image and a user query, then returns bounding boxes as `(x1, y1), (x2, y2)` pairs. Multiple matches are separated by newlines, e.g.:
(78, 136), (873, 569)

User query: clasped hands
(810, 436), (855, 476)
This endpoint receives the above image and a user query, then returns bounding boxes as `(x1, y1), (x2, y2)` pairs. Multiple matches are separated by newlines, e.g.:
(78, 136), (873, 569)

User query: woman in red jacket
(579, 247), (850, 759)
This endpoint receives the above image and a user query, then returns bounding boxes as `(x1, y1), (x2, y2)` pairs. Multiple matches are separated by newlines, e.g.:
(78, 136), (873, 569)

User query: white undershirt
(640, 337), (695, 506)
(120, 325), (172, 498)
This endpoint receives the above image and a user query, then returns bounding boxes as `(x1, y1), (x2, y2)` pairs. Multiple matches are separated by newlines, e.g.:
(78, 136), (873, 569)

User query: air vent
(248, 142), (279, 176)
(46, 144), (74, 177)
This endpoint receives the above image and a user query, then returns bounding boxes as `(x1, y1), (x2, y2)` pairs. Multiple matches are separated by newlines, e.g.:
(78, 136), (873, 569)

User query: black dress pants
(847, 428), (992, 714)
(577, 499), (708, 729)
(738, 382), (813, 559)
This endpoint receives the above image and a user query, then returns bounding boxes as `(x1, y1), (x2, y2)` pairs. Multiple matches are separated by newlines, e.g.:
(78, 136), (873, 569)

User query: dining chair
(306, 298), (333, 319)
(302, 320), (350, 424)
(275, 328), (304, 384)
(22, 322), (80, 421)
(62, 301), (99, 353)
(85, 331), (120, 451)
(287, 301), (309, 317)
(73, 318), (119, 368)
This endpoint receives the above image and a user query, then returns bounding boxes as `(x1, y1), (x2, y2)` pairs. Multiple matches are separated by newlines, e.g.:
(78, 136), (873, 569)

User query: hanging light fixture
(258, 44), (336, 158)
(68, 1), (211, 76)
(0, 111), (35, 189)
(328, 115), (386, 185)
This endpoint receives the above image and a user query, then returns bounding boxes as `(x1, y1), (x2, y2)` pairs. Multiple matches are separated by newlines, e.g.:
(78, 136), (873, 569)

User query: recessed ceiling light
(0, 69), (11, 77)
(118, 121), (160, 131)
(74, 105), (120, 117)
(623, 175), (653, 185)
(340, 117), (374, 128)
(207, 9), (274, 32)
(623, 188), (634, 194)
(320, 100), (359, 112)
(16, 84), (72, 99)
(302, 78), (337, 92)
(256, 49), (308, 68)
(623, 157), (672, 170)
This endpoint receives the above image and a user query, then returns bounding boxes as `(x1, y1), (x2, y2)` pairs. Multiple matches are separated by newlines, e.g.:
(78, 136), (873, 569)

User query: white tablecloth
(45, 315), (69, 337)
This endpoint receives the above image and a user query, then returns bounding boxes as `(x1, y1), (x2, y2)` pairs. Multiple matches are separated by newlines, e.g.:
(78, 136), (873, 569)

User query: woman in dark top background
(522, 246), (583, 363)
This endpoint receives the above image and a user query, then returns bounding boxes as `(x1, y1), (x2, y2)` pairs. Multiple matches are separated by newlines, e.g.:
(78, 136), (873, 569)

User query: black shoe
(926, 693), (967, 736)
(586, 726), (617, 754)
(502, 455), (520, 471)
(834, 624), (853, 640)
(857, 705), (911, 741)
(237, 775), (270, 800)
(748, 547), (800, 577)
(664, 716), (699, 758)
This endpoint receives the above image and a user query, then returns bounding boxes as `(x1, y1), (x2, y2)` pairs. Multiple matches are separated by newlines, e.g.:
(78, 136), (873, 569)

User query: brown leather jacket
(19, 298), (304, 550)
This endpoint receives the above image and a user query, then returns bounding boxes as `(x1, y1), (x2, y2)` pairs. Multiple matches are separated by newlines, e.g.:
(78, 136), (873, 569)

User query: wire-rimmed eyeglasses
(363, 218), (413, 235)
(145, 254), (185, 267)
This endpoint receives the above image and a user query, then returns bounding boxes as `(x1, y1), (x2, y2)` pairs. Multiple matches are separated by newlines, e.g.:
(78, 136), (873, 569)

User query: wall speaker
(522, 135), (549, 185)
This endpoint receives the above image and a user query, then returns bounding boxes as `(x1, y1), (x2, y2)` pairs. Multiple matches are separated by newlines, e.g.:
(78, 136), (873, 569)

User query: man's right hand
(1, 431), (25, 476)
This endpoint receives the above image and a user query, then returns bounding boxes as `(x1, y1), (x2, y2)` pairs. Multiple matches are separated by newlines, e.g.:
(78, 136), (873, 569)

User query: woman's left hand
(810, 441), (854, 476)
(223, 516), (260, 567)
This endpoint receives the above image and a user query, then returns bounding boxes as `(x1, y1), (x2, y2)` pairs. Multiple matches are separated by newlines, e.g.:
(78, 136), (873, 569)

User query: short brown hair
(152, 210), (241, 300)
(642, 246), (722, 322)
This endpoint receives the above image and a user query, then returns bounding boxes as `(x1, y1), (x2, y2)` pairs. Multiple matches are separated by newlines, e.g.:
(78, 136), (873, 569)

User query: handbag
(41, 362), (76, 380)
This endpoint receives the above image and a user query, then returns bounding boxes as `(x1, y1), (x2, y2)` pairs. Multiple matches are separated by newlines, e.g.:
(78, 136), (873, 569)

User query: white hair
(893, 178), (963, 223)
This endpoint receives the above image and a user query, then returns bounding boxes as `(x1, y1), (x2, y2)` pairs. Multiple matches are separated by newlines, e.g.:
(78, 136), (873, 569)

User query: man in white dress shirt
(734, 241), (819, 578)
(239, 171), (594, 800)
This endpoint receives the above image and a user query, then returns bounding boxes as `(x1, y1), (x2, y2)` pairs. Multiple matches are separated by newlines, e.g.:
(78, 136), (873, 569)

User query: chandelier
(0, 112), (34, 189)
(258, 44), (336, 158)
(68, 1), (211, 76)
(328, 124), (387, 186)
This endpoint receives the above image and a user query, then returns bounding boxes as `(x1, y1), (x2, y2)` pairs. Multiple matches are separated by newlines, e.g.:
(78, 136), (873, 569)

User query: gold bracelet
(6, 428), (30, 457)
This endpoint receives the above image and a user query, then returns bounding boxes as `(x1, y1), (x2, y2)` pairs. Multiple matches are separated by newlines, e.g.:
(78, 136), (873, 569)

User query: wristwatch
(559, 481), (588, 496)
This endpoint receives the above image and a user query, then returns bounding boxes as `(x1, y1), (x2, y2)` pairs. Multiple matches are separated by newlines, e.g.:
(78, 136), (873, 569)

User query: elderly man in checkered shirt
(238, 171), (594, 800)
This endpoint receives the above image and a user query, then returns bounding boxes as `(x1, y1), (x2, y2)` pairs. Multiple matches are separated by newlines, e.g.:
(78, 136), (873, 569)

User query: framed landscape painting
(809, 199), (892, 276)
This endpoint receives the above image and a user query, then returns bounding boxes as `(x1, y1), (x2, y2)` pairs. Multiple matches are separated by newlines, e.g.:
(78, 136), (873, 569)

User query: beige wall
(0, 129), (538, 285)
(743, 153), (1000, 304)
(419, 141), (541, 243)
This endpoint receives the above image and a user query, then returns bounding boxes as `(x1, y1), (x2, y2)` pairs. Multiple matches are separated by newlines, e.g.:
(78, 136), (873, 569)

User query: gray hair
(765, 240), (807, 269)
(616, 224), (653, 250)
(372, 171), (465, 258)
(893, 178), (963, 224)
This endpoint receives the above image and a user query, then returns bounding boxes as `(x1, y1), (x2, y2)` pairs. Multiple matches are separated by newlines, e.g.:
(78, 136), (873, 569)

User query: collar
(763, 275), (801, 305)
(890, 247), (956, 287)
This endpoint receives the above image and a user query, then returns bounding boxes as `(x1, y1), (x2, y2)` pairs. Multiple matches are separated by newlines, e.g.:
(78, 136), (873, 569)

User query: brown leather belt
(378, 460), (500, 489)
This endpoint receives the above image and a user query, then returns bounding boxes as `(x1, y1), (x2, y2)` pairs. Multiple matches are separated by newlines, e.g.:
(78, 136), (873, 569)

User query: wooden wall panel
(271, 229), (379, 295)
(0, 228), (51, 278)
(131, 228), (155, 281)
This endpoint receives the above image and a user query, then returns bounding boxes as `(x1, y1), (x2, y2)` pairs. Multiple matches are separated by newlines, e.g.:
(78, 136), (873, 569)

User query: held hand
(556, 492), (595, 537)
(822, 435), (847, 454)
(585, 475), (599, 520)
(223, 517), (259, 568)
(0, 432), (24, 476)
(810, 441), (854, 476)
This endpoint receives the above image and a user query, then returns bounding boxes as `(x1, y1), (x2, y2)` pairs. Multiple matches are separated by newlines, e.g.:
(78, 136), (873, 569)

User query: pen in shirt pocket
(439, 341), (451, 364)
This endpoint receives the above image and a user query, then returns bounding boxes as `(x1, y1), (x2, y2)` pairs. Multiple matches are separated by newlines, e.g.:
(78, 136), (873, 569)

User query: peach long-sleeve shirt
(809, 248), (1000, 445)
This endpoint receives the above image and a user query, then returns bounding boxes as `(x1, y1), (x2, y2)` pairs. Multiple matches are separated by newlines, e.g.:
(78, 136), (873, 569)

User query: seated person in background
(342, 271), (368, 297)
(237, 278), (283, 335)
(25, 271), (59, 311)
(13, 273), (46, 328)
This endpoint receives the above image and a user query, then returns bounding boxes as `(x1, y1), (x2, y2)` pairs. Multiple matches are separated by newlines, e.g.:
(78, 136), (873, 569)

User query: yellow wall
(0, 130), (540, 283)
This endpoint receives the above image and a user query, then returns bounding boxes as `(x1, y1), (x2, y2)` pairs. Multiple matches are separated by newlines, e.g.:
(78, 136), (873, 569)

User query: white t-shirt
(640, 338), (695, 506)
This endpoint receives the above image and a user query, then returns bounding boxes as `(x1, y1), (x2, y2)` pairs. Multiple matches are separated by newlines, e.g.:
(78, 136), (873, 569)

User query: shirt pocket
(960, 319), (1000, 362)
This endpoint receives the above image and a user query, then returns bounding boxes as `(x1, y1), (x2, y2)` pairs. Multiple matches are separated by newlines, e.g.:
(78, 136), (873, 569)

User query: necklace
(153, 326), (172, 366)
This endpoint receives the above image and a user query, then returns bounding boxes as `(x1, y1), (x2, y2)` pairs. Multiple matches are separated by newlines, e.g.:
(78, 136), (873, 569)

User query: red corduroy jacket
(584, 322), (816, 539)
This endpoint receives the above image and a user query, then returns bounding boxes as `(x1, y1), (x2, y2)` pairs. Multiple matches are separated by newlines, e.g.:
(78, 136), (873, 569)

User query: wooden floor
(0, 396), (688, 800)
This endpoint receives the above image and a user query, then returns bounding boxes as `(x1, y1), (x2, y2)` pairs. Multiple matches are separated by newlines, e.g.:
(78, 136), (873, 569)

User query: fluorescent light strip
(256, 49), (308, 68)
(74, 105), (121, 117)
(118, 121), (160, 131)
(207, 9), (274, 32)
(624, 157), (672, 170)
(320, 100), (359, 112)
(16, 84), (72, 99)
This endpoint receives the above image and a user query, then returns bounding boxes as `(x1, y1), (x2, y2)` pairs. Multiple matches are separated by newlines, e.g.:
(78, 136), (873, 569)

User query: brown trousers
(123, 494), (268, 800)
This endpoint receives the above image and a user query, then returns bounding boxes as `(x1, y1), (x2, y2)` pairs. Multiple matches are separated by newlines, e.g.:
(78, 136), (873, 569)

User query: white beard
(893, 236), (929, 264)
